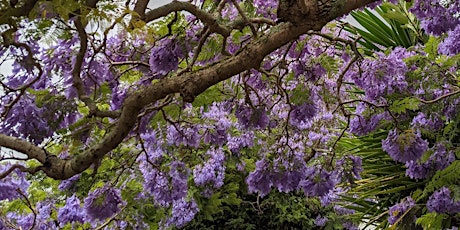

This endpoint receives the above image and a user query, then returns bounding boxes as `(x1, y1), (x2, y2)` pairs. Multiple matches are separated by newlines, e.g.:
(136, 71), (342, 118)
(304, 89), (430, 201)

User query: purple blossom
(382, 129), (428, 163)
(350, 113), (387, 136)
(299, 166), (338, 197)
(350, 47), (413, 100)
(162, 197), (200, 228)
(272, 169), (306, 193)
(58, 174), (80, 191)
(289, 102), (317, 127)
(193, 148), (226, 197)
(350, 103), (389, 135)
(235, 105), (269, 129)
(170, 161), (190, 200)
(36, 201), (58, 230)
(314, 215), (328, 227)
(342, 221), (359, 230)
(0, 95), (54, 145)
(336, 155), (363, 182)
(388, 196), (416, 225)
(405, 160), (429, 179)
(203, 127), (227, 146)
(429, 144), (455, 171)
(334, 205), (356, 215)
(166, 125), (201, 148)
(427, 187), (460, 213)
(227, 131), (254, 153)
(411, 0), (460, 36)
(0, 165), (30, 201)
(84, 185), (125, 222)
(253, 0), (278, 19)
(6, 212), (34, 229)
(246, 158), (273, 197)
(439, 25), (460, 56)
(149, 38), (183, 75)
(320, 187), (346, 206)
(410, 112), (443, 131)
(405, 143), (454, 179)
(58, 195), (85, 226)
(142, 168), (172, 206)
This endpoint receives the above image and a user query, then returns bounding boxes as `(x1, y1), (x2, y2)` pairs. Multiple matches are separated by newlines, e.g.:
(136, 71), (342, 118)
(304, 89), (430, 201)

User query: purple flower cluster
(410, 112), (443, 131)
(58, 174), (81, 191)
(246, 158), (275, 197)
(411, 0), (460, 36)
(350, 103), (389, 136)
(58, 195), (85, 227)
(314, 215), (328, 227)
(350, 113), (387, 136)
(388, 196), (415, 225)
(438, 25), (460, 56)
(193, 147), (226, 197)
(382, 129), (428, 163)
(253, 0), (278, 19)
(405, 144), (454, 179)
(427, 187), (460, 213)
(162, 197), (200, 228)
(235, 105), (269, 129)
(227, 131), (254, 154)
(167, 125), (201, 148)
(289, 102), (317, 127)
(299, 166), (339, 197)
(0, 165), (30, 201)
(336, 155), (363, 182)
(6, 212), (34, 230)
(142, 168), (173, 206)
(83, 185), (125, 222)
(0, 95), (54, 145)
(149, 38), (184, 75)
(202, 102), (233, 146)
(350, 47), (413, 101)
(272, 168), (307, 193)
(170, 161), (190, 200)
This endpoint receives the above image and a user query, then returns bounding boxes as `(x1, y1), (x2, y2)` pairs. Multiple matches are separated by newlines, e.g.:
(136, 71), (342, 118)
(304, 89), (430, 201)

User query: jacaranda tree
(0, 0), (459, 229)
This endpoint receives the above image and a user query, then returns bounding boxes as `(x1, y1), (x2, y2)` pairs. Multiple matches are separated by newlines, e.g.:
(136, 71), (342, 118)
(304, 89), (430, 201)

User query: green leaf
(416, 213), (448, 230)
(424, 36), (440, 58)
(390, 97), (420, 114)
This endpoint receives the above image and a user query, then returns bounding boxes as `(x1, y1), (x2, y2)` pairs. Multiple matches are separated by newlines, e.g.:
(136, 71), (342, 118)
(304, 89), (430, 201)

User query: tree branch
(144, 1), (231, 37)
(0, 163), (41, 180)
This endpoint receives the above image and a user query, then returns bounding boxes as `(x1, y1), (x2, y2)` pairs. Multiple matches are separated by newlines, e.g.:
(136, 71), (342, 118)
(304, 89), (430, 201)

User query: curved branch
(144, 1), (231, 37)
(0, 163), (41, 180)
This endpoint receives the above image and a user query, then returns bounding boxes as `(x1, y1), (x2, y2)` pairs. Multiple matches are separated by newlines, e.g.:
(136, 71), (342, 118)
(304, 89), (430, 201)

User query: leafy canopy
(0, 0), (459, 229)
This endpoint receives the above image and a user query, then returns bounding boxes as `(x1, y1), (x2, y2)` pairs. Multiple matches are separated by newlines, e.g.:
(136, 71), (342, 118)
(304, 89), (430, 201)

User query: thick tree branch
(132, 0), (149, 20)
(0, 135), (46, 163)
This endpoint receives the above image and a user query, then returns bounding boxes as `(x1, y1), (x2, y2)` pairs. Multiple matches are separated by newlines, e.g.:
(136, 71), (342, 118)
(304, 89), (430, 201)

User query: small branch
(1, 30), (43, 118)
(132, 0), (149, 20)
(187, 28), (211, 70)
(416, 89), (460, 104)
(144, 1), (231, 37)
(94, 206), (126, 230)
(110, 60), (150, 67)
(0, 164), (41, 180)
(74, 18), (120, 119)
(230, 0), (257, 37)
(17, 189), (37, 230)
